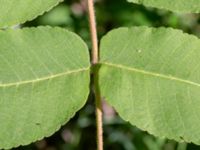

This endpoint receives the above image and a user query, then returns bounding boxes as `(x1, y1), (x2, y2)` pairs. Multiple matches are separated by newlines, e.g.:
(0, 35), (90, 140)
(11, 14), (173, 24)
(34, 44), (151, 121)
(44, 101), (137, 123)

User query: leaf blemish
(35, 123), (41, 126)
(137, 49), (142, 53)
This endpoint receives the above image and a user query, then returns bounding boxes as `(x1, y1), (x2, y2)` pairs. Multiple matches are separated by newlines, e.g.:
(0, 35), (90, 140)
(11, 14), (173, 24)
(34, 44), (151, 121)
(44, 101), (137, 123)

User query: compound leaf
(0, 27), (90, 149)
(0, 0), (63, 28)
(128, 0), (200, 13)
(99, 26), (200, 144)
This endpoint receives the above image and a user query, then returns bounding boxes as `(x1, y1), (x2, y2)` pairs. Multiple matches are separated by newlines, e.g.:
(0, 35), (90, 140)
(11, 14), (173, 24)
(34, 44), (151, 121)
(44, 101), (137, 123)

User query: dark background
(14, 0), (200, 149)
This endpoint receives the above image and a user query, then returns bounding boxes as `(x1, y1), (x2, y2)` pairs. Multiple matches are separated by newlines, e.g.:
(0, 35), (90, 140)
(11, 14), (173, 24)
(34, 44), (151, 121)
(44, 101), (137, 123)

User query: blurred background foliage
(14, 0), (200, 149)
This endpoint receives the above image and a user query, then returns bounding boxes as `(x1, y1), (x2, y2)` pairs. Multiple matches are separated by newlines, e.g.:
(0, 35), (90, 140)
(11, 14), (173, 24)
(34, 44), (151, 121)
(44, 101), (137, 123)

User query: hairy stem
(87, 0), (103, 150)
(94, 81), (103, 150)
(88, 0), (98, 64)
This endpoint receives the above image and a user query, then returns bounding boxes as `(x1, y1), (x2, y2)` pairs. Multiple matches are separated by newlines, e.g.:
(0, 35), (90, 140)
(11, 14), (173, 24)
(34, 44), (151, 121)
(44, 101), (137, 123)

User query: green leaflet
(128, 0), (200, 13)
(0, 27), (90, 149)
(99, 26), (200, 144)
(0, 0), (63, 28)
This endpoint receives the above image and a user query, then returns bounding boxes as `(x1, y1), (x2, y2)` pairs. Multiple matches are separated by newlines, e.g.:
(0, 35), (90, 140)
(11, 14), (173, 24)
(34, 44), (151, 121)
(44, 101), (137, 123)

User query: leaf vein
(0, 67), (89, 87)
(101, 62), (200, 87)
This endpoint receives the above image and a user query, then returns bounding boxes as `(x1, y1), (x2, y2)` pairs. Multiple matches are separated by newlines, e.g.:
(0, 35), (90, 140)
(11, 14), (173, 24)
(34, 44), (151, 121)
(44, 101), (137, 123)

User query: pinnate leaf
(128, 0), (200, 13)
(99, 26), (200, 144)
(0, 0), (63, 28)
(0, 27), (90, 149)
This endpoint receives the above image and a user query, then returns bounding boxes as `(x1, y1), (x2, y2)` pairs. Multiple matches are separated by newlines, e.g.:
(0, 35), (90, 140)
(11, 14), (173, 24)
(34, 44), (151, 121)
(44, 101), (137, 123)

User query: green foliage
(128, 0), (200, 13)
(1, 0), (200, 149)
(0, 0), (63, 28)
(36, 4), (72, 26)
(0, 27), (90, 149)
(99, 26), (200, 145)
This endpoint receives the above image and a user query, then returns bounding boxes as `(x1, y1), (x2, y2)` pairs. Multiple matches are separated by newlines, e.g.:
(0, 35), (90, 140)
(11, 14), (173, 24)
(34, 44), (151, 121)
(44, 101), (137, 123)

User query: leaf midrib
(0, 67), (89, 87)
(101, 62), (200, 87)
